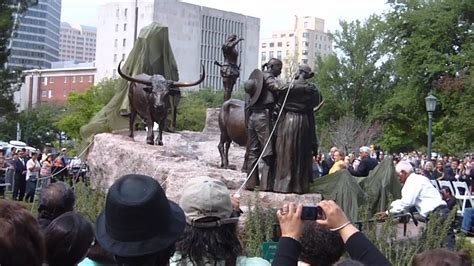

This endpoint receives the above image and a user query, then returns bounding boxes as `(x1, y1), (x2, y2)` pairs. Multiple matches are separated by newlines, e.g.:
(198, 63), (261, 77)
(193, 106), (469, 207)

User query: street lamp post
(425, 94), (438, 160)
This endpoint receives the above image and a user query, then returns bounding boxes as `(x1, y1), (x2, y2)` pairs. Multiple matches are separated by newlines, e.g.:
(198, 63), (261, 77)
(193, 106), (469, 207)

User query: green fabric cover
(310, 157), (401, 221)
(79, 23), (179, 143)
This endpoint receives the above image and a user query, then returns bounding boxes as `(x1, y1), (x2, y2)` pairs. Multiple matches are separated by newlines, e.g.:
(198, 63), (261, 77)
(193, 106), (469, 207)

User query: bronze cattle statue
(118, 62), (205, 145)
(218, 99), (247, 168)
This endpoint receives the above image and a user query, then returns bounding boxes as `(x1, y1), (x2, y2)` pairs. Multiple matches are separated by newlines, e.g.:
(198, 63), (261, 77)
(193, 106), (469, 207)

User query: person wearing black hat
(95, 174), (186, 266)
(244, 58), (283, 191)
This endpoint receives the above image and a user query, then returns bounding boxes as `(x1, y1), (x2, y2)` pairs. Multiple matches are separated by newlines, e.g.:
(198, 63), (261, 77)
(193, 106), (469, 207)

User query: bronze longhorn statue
(118, 62), (205, 145)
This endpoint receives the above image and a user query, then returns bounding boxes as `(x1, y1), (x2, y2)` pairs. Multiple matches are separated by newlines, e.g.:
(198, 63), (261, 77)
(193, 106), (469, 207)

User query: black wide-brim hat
(95, 174), (185, 257)
(245, 69), (264, 106)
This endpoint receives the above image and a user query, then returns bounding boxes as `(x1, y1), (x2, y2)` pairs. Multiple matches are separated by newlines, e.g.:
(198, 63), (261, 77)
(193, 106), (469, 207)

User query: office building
(7, 0), (61, 69)
(259, 16), (333, 80)
(59, 22), (97, 63)
(95, 0), (260, 91)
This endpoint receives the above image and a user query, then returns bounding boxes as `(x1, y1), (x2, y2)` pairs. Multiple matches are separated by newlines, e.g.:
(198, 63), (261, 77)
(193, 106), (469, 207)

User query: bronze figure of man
(244, 58), (283, 191)
(215, 34), (244, 101)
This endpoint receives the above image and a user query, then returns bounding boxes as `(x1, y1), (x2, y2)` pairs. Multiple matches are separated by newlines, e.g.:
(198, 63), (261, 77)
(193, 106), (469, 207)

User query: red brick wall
(39, 74), (95, 103)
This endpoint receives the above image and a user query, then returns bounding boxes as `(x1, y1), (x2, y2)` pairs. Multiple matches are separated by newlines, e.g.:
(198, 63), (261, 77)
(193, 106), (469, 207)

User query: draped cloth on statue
(273, 80), (320, 194)
(310, 157), (401, 222)
(79, 23), (179, 146)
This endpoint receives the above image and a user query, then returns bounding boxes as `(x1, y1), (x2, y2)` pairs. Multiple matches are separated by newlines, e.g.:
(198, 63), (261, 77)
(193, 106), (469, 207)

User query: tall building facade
(95, 0), (154, 81)
(59, 22), (97, 63)
(95, 0), (260, 91)
(7, 0), (61, 69)
(259, 16), (333, 81)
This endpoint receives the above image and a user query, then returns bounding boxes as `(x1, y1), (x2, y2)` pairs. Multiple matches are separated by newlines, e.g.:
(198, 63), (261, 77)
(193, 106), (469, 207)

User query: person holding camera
(272, 200), (389, 266)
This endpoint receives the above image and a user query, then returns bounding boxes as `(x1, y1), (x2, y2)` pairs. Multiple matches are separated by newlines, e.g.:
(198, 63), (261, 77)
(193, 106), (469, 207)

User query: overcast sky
(61, 0), (389, 37)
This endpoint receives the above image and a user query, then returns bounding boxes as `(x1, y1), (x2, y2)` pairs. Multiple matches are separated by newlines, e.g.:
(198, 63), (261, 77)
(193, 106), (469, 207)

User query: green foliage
(359, 204), (459, 265)
(175, 88), (228, 131)
(55, 78), (119, 140)
(19, 103), (66, 148)
(74, 182), (106, 224)
(0, 0), (36, 141)
(374, 0), (474, 152)
(241, 191), (277, 257)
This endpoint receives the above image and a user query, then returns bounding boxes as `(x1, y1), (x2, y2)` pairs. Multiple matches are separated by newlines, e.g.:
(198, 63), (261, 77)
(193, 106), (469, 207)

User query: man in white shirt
(25, 152), (41, 203)
(378, 160), (455, 249)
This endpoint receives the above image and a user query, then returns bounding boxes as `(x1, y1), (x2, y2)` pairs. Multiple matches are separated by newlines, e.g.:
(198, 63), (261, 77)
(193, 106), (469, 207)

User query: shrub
(241, 191), (277, 257)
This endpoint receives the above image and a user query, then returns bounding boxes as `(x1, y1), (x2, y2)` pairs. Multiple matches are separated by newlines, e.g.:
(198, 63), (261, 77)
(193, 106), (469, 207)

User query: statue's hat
(244, 69), (264, 106)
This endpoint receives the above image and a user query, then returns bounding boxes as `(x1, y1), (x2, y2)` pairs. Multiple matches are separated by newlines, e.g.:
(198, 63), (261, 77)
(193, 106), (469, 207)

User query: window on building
(63, 89), (67, 97)
(41, 90), (47, 97)
(303, 41), (308, 47)
(302, 50), (308, 55)
(319, 44), (321, 49)
(72, 76), (76, 83)
(277, 51), (282, 59)
(123, 38), (126, 47)
(115, 24), (118, 32)
(122, 53), (126, 61)
(269, 51), (274, 58)
(281, 34), (286, 37)
(289, 33), (294, 37)
(286, 41), (290, 47)
(303, 32), (309, 38)
(49, 77), (54, 83)
(124, 23), (127, 31)
(302, 59), (308, 64)
(320, 35), (322, 41)
(269, 42), (274, 48)
(114, 39), (118, 47)
(113, 54), (117, 62)
(304, 22), (308, 29)
(48, 90), (53, 99)
(124, 8), (128, 17)
(277, 42), (282, 47)
(286, 50), (290, 55)
(80, 76), (83, 83)
(64, 77), (67, 83)
(116, 9), (119, 17)
(89, 76), (93, 82)
(261, 51), (266, 62)
(315, 34), (318, 40)
(261, 43), (267, 48)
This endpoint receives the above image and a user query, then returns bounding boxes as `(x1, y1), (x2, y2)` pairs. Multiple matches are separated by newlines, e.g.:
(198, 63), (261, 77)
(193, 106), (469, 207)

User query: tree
(317, 16), (394, 119)
(19, 103), (65, 148)
(329, 115), (381, 155)
(0, 0), (37, 140)
(374, 0), (474, 152)
(55, 78), (119, 140)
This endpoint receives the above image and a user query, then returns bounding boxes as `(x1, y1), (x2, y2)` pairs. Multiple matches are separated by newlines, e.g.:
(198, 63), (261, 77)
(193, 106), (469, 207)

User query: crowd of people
(1, 166), (473, 266)
(0, 147), (88, 201)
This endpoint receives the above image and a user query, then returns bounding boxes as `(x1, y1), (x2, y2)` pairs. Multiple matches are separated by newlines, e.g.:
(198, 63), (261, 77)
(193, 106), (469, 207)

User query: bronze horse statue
(118, 62), (205, 145)
(218, 99), (247, 169)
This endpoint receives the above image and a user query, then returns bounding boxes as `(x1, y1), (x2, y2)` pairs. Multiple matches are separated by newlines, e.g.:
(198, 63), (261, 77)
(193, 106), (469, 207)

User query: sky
(61, 0), (390, 37)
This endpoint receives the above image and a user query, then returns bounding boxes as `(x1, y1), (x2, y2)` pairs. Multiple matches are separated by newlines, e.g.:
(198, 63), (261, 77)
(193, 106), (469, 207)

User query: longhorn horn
(172, 65), (205, 87)
(117, 61), (152, 86)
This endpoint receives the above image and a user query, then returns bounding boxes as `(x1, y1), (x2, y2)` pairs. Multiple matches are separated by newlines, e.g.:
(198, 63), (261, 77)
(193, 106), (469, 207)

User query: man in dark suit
(348, 146), (378, 177)
(12, 151), (27, 201)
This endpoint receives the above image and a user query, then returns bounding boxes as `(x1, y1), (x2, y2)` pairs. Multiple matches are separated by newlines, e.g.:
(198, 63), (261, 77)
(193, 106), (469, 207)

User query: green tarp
(310, 157), (402, 221)
(80, 23), (179, 143)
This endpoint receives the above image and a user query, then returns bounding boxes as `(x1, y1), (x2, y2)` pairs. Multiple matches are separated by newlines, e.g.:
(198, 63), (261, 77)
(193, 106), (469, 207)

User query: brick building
(14, 66), (96, 111)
